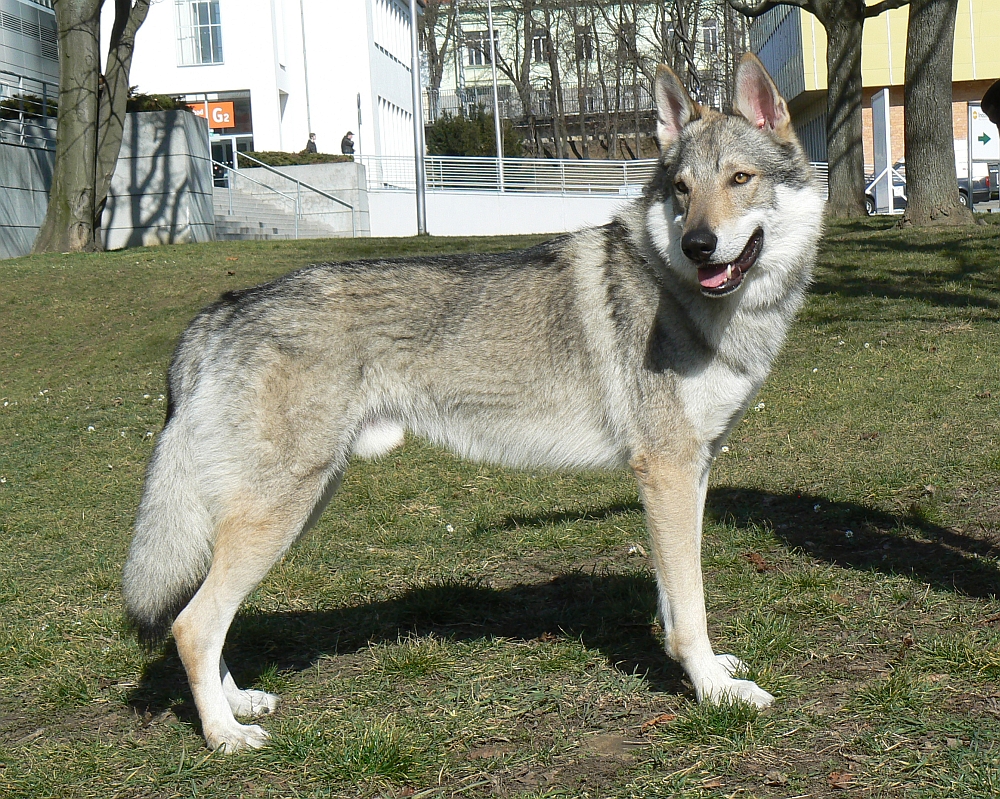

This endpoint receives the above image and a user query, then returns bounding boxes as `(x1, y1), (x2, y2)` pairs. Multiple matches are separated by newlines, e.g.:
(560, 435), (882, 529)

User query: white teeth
(726, 264), (733, 280)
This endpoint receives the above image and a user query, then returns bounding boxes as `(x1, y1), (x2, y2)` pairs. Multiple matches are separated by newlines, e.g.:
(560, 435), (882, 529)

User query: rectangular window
(702, 18), (718, 54)
(532, 30), (549, 63)
(466, 30), (497, 67)
(177, 0), (223, 66)
(575, 26), (593, 62)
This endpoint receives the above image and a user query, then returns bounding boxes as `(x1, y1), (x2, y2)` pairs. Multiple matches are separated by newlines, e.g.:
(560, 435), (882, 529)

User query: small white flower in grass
(3, 401), (7, 407)
(754, 402), (765, 411)
(720, 446), (730, 453)
(446, 524), (455, 533)
(812, 368), (819, 373)
(120, 431), (126, 437)
(143, 394), (151, 400)
(838, 340), (845, 346)
(813, 504), (821, 512)
(87, 426), (95, 432)
(864, 342), (871, 349)
(1, 477), (6, 484)
(845, 529), (854, 539)
(145, 431), (154, 439)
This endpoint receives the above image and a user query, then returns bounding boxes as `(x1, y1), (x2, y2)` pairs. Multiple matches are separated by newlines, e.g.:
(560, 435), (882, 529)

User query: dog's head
(646, 54), (824, 306)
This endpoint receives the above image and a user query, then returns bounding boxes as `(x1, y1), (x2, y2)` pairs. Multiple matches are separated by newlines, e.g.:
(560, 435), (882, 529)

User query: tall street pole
(409, 0), (428, 235)
(486, 0), (504, 192)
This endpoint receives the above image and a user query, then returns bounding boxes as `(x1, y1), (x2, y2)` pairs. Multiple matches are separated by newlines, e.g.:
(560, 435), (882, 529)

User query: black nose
(681, 228), (718, 262)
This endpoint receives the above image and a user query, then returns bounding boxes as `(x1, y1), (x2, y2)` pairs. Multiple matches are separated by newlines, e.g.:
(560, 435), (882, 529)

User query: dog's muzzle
(697, 228), (764, 297)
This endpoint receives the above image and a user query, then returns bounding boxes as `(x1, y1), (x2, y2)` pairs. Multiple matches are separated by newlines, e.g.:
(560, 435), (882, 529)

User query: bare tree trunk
(727, 0), (909, 219)
(824, 10), (867, 218)
(95, 0), (150, 232)
(900, 0), (974, 226)
(541, 6), (567, 158)
(573, 13), (591, 158)
(420, 0), (459, 121)
(34, 0), (101, 253)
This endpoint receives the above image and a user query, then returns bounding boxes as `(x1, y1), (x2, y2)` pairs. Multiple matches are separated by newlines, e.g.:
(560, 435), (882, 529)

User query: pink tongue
(698, 264), (730, 289)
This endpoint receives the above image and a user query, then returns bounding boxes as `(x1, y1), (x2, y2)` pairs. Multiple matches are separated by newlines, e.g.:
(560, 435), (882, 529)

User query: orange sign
(189, 101), (235, 130)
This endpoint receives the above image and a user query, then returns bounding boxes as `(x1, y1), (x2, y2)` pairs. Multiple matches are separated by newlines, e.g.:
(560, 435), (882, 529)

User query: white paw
(206, 722), (271, 753)
(715, 653), (745, 677)
(694, 654), (774, 709)
(703, 677), (775, 708)
(227, 688), (280, 719)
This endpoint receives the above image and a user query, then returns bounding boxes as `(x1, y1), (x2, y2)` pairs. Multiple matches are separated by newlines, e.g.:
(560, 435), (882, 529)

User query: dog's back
(124, 53), (824, 752)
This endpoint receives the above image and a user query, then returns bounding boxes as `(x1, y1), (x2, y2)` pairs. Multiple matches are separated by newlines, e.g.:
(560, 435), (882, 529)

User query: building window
(575, 26), (593, 62)
(702, 18), (718, 54)
(466, 30), (497, 66)
(532, 30), (550, 63)
(177, 0), (223, 66)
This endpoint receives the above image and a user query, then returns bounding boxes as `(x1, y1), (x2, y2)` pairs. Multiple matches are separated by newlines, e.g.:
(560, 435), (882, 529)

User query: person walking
(341, 131), (355, 155)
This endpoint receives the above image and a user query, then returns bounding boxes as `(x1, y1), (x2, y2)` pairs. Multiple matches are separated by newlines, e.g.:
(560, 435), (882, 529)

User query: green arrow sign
(979, 132), (992, 145)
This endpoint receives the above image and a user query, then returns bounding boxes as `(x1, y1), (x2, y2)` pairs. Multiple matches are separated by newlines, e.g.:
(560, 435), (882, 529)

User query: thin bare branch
(864, 0), (910, 17)
(725, 0), (807, 19)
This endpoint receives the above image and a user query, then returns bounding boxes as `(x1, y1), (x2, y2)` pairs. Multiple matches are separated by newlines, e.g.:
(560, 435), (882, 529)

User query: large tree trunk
(900, 0), (973, 226)
(33, 0), (101, 253)
(95, 0), (150, 232)
(823, 9), (867, 218)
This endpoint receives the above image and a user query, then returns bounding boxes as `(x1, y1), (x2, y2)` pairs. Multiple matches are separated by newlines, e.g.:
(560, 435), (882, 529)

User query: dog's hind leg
(632, 453), (774, 708)
(217, 470), (344, 723)
(172, 473), (339, 752)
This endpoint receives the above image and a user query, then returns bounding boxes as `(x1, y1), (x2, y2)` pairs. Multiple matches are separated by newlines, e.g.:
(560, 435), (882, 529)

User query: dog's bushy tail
(122, 425), (213, 647)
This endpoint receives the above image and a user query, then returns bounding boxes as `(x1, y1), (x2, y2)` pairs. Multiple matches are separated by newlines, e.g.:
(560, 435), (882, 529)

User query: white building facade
(112, 0), (418, 166)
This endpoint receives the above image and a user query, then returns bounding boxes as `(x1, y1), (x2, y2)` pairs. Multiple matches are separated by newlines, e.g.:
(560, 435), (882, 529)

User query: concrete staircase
(212, 182), (341, 240)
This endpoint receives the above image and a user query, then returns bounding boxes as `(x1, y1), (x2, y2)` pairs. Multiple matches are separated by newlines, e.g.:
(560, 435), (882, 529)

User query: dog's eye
(733, 172), (752, 185)
(674, 180), (689, 195)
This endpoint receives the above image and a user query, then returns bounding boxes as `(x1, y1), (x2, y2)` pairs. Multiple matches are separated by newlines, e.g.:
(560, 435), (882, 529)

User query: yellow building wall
(798, 0), (1000, 90)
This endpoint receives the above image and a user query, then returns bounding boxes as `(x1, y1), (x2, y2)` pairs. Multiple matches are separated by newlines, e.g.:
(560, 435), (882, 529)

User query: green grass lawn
(1, 220), (999, 798)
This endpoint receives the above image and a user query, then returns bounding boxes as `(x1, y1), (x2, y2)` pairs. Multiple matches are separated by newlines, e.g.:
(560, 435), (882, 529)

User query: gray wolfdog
(124, 53), (824, 751)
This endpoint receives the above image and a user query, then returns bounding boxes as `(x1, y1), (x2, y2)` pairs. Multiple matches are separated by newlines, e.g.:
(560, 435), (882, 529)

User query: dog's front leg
(632, 454), (774, 708)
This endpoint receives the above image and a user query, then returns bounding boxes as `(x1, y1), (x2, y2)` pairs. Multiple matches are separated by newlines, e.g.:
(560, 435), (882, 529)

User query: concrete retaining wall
(368, 189), (636, 237)
(0, 111), (214, 258)
(0, 142), (52, 259)
(102, 111), (215, 249)
(236, 161), (370, 236)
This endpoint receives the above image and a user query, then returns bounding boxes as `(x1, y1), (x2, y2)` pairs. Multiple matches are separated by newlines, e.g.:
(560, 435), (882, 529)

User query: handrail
(359, 154), (831, 200)
(235, 152), (354, 211)
(234, 152), (356, 237)
(215, 156), (357, 238)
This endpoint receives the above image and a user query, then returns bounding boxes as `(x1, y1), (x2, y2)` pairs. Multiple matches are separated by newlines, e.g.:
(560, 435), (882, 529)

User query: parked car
(958, 173), (992, 206)
(866, 163), (998, 214)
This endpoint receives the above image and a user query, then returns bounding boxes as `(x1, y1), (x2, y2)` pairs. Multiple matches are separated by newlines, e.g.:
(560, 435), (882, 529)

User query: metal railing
(216, 152), (358, 237)
(214, 160), (302, 235)
(361, 154), (830, 199)
(361, 154), (658, 195)
(0, 69), (57, 149)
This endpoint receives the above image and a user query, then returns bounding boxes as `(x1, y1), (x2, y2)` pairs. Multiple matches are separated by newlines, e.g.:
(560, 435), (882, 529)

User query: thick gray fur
(123, 54), (825, 751)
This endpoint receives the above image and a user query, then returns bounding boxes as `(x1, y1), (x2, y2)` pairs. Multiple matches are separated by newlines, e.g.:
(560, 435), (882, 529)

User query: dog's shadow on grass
(130, 487), (1000, 717)
(130, 567), (680, 719)
(710, 487), (1000, 600)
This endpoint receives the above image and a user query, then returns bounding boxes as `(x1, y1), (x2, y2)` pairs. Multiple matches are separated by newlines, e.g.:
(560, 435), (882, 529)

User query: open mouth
(697, 228), (764, 297)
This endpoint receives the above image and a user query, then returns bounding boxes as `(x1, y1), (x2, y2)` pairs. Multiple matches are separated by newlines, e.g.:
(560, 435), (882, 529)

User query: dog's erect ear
(734, 53), (792, 137)
(655, 64), (698, 150)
